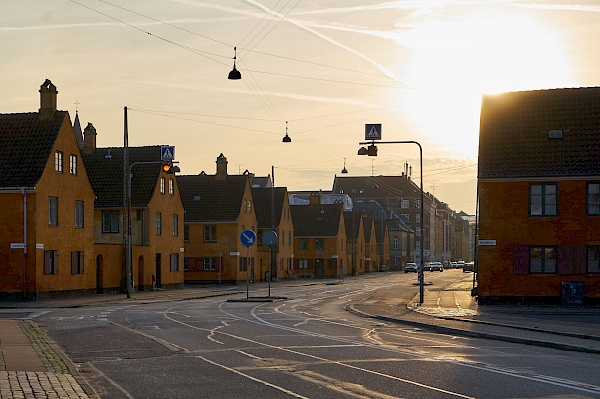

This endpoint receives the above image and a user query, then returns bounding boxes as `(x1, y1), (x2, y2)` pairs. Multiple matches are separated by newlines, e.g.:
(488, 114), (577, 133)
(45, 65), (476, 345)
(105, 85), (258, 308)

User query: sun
(396, 9), (576, 157)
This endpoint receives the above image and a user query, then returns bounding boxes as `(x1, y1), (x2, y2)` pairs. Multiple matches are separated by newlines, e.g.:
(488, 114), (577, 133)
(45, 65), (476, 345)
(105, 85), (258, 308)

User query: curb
(23, 320), (102, 399)
(347, 303), (600, 355)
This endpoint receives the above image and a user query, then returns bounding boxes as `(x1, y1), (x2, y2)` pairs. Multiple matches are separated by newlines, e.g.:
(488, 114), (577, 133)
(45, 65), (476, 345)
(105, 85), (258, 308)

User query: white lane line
(197, 356), (311, 399)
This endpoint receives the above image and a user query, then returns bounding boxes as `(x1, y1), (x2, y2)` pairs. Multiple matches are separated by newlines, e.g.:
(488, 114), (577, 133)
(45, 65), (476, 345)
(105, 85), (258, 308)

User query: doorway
(315, 259), (324, 278)
(155, 253), (162, 288)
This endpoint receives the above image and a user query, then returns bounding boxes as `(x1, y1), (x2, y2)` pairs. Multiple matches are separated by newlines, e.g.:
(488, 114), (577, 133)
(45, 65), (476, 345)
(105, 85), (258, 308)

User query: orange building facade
(0, 80), (95, 299)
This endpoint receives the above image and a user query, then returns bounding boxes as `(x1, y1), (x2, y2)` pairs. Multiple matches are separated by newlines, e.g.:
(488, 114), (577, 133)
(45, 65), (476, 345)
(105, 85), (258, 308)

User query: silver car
(405, 262), (418, 273)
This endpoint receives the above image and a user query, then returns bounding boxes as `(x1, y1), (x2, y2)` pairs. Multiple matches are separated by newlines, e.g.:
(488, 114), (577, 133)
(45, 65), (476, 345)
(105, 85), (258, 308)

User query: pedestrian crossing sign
(365, 124), (381, 140)
(161, 145), (175, 161)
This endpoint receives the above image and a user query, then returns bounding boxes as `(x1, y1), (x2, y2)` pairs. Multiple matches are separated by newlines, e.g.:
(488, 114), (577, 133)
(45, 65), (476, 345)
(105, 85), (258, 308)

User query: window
(530, 183), (557, 216)
(401, 214), (409, 221)
(416, 200), (421, 209)
(244, 199), (247, 212)
(204, 225), (217, 242)
(416, 227), (421, 237)
(401, 200), (409, 209)
(69, 154), (77, 175)
(102, 211), (119, 233)
(288, 231), (291, 246)
(55, 151), (63, 173)
(48, 197), (58, 226)
(315, 238), (324, 251)
(248, 200), (252, 213)
(172, 214), (178, 236)
(75, 201), (84, 228)
(203, 257), (217, 271)
(530, 246), (557, 274)
(281, 230), (285, 246)
(184, 225), (190, 242)
(587, 183), (600, 215)
(587, 246), (600, 273)
(160, 177), (165, 194)
(169, 179), (174, 195)
(44, 250), (58, 275)
(416, 214), (420, 223)
(298, 259), (308, 269)
(393, 237), (399, 250)
(71, 251), (84, 274)
(170, 253), (179, 272)
(239, 257), (248, 272)
(184, 257), (190, 271)
(416, 241), (421, 250)
(298, 238), (308, 251)
(155, 212), (162, 235)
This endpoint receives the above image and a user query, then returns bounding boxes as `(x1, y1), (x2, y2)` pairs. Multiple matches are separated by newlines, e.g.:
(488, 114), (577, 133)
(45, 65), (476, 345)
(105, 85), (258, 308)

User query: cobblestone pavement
(0, 321), (96, 399)
(0, 371), (90, 399)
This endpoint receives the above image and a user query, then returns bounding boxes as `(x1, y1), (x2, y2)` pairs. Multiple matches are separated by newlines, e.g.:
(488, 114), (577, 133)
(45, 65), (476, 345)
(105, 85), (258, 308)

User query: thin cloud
(242, 0), (402, 81)
(512, 3), (600, 12)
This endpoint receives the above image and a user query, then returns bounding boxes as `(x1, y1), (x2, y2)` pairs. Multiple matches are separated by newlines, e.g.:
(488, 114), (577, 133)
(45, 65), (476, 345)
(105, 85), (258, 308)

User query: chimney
(309, 193), (321, 207)
(82, 123), (97, 154)
(39, 79), (58, 119)
(215, 153), (228, 181)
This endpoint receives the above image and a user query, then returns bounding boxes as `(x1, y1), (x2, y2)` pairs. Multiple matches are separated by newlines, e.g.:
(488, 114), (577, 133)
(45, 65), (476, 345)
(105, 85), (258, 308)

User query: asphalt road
(33, 271), (600, 398)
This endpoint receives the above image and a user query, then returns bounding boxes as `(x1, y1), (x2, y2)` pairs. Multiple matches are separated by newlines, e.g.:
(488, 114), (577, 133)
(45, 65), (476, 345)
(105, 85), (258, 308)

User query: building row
(8, 80), (465, 299)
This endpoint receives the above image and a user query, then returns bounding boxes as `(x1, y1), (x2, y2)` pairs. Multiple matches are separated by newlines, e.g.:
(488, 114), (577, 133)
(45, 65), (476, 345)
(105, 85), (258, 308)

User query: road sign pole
(246, 246), (249, 300)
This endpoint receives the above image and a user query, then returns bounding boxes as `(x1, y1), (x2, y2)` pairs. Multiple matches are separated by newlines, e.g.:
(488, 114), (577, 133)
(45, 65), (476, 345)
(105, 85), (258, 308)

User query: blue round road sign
(240, 230), (257, 247)
(263, 230), (277, 246)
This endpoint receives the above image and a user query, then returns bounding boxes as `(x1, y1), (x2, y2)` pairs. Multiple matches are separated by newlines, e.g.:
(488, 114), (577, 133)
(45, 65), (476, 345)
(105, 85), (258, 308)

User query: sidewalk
(1, 275), (600, 398)
(351, 274), (600, 354)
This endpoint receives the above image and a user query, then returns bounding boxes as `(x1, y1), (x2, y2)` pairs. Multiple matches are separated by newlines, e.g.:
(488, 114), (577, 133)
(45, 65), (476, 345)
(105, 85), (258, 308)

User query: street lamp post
(358, 140), (424, 304)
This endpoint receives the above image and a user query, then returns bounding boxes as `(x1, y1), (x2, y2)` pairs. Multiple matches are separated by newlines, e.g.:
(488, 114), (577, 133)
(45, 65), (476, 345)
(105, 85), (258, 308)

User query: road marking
(197, 356), (311, 399)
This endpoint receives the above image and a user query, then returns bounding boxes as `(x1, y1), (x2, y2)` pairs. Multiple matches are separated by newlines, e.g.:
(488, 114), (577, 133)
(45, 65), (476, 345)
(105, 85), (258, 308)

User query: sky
(2, 0), (599, 215)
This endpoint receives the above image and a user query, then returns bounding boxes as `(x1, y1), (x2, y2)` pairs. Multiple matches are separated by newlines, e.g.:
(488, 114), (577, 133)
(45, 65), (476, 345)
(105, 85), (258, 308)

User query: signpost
(262, 230), (277, 297)
(240, 230), (256, 299)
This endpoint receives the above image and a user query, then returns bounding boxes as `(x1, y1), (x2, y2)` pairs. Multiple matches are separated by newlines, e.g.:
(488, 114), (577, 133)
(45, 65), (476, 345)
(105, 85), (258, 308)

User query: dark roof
(290, 203), (344, 237)
(479, 87), (600, 179)
(252, 187), (287, 229)
(0, 111), (68, 187)
(82, 146), (163, 207)
(332, 175), (424, 202)
(177, 174), (248, 223)
(343, 211), (362, 240)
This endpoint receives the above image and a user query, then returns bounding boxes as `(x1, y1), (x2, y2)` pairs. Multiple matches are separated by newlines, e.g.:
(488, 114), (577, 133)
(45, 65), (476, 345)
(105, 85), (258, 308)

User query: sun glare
(396, 10), (576, 157)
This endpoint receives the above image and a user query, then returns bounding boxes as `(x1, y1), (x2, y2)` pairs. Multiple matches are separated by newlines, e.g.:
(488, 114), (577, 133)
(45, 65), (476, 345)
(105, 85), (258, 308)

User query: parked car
(463, 261), (475, 272)
(379, 265), (387, 272)
(457, 261), (466, 270)
(429, 261), (444, 272)
(451, 262), (458, 269)
(405, 262), (418, 273)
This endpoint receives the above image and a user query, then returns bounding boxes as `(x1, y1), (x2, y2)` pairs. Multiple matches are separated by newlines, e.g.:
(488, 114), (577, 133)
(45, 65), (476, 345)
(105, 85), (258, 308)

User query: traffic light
(162, 163), (180, 174)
